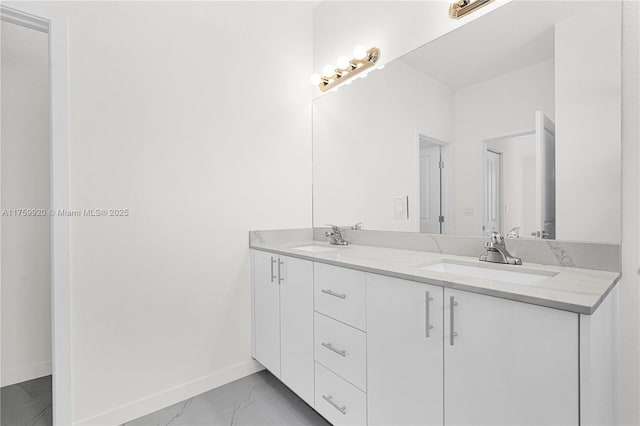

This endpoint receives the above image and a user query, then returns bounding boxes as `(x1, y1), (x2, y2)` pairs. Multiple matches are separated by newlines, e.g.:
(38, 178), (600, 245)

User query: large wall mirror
(312, 1), (621, 244)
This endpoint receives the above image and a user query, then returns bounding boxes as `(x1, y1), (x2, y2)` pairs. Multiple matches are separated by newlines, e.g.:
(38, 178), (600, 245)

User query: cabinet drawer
(315, 312), (367, 391)
(314, 263), (366, 331)
(315, 362), (367, 426)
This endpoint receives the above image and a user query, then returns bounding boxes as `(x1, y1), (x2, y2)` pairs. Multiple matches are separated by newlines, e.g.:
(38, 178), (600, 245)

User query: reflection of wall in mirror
(555, 2), (621, 243)
(313, 59), (453, 231)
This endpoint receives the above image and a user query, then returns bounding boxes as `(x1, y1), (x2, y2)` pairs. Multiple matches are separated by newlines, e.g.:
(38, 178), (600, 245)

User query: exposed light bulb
(336, 56), (350, 69)
(323, 64), (335, 76)
(309, 73), (321, 85)
(353, 45), (368, 60)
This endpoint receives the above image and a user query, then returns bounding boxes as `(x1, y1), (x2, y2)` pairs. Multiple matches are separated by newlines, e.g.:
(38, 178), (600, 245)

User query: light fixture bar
(314, 47), (380, 93)
(449, 0), (494, 19)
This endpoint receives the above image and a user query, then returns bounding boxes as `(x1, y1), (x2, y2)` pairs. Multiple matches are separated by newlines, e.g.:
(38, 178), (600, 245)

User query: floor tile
(1, 376), (52, 426)
(124, 370), (330, 426)
(2, 371), (330, 426)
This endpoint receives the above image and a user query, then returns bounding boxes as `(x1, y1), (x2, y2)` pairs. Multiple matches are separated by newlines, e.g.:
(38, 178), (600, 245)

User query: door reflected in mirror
(481, 111), (556, 240)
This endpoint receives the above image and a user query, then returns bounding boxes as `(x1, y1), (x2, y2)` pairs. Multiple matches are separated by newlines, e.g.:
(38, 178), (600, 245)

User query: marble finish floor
(1, 375), (52, 426)
(123, 370), (330, 426)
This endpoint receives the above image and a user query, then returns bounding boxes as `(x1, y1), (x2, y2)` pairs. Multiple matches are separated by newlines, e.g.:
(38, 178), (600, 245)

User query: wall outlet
(393, 196), (409, 220)
(464, 207), (474, 217)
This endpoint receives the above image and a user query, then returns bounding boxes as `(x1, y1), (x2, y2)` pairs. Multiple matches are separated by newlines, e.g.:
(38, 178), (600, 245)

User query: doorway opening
(417, 133), (449, 234)
(1, 4), (71, 425)
(1, 12), (52, 426)
(480, 111), (556, 239)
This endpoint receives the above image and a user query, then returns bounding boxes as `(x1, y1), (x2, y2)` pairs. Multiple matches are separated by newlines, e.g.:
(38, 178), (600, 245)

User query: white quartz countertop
(250, 239), (620, 315)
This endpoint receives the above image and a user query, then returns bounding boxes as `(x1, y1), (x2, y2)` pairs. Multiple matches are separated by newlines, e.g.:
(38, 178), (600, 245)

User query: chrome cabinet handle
(278, 259), (284, 284)
(321, 342), (346, 357)
(450, 295), (458, 346)
(425, 291), (434, 338)
(322, 394), (347, 415)
(270, 257), (277, 283)
(321, 289), (346, 299)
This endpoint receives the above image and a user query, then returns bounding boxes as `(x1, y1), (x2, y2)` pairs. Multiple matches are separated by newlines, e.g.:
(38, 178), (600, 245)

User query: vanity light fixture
(310, 45), (381, 93)
(449, 0), (494, 19)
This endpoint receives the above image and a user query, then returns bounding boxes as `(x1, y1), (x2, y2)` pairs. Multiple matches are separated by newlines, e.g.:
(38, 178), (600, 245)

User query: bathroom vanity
(254, 1), (624, 424)
(250, 231), (620, 426)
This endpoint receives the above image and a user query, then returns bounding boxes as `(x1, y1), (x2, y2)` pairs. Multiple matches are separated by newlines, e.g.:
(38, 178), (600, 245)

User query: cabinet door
(444, 288), (579, 426)
(253, 250), (280, 377)
(367, 274), (444, 426)
(280, 255), (314, 405)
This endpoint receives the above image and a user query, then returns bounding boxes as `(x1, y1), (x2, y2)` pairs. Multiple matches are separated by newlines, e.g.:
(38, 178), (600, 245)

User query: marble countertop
(250, 239), (620, 315)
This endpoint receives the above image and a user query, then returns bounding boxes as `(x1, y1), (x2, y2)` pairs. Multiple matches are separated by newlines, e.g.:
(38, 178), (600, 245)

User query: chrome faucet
(325, 224), (349, 246)
(479, 232), (522, 265)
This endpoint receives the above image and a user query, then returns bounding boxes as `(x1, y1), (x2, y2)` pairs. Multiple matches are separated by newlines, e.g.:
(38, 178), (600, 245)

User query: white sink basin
(419, 260), (556, 286)
(291, 245), (337, 253)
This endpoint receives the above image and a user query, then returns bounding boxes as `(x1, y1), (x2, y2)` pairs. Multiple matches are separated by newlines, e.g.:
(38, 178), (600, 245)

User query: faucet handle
(351, 223), (362, 231)
(326, 224), (341, 233)
(487, 231), (504, 244)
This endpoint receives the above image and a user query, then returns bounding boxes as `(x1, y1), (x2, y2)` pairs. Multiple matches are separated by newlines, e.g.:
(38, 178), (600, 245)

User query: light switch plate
(393, 196), (409, 220)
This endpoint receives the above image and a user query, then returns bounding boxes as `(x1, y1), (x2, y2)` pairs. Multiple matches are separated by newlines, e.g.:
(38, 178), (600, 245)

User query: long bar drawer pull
(321, 342), (347, 357)
(270, 257), (277, 283)
(321, 289), (346, 299)
(450, 295), (459, 346)
(278, 259), (284, 284)
(425, 291), (434, 338)
(322, 394), (347, 415)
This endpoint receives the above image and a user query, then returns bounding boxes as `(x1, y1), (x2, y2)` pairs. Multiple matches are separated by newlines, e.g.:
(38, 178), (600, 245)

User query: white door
(280, 255), (314, 406)
(419, 145), (442, 233)
(367, 274), (444, 426)
(253, 250), (280, 377)
(536, 111), (556, 239)
(444, 288), (579, 426)
(484, 150), (501, 234)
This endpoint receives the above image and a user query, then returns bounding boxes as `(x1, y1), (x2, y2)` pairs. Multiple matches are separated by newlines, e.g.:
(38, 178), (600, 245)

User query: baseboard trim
(0, 361), (52, 387)
(74, 360), (264, 426)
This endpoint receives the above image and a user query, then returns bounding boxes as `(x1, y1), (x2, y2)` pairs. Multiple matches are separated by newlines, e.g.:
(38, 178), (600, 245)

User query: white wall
(619, 1), (640, 424)
(313, 59), (453, 231)
(452, 59), (555, 236)
(555, 2), (621, 244)
(0, 21), (52, 386)
(38, 2), (313, 424)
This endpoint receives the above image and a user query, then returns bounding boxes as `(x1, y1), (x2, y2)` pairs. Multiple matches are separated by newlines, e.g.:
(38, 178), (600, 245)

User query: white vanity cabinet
(252, 250), (281, 376)
(366, 274), (444, 426)
(251, 250), (314, 405)
(444, 288), (579, 426)
(251, 248), (616, 426)
(313, 263), (368, 426)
